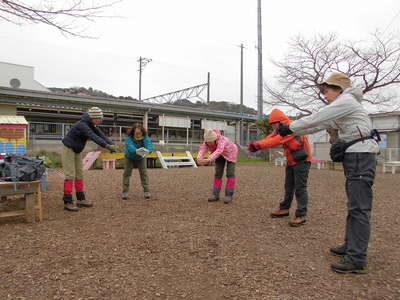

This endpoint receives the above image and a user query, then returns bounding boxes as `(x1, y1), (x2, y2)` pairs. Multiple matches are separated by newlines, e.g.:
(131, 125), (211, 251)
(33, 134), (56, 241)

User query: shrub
(28, 150), (62, 169)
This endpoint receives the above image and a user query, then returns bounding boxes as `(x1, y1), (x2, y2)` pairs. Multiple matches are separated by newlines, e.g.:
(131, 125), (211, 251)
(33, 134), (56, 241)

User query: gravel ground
(1, 163), (400, 300)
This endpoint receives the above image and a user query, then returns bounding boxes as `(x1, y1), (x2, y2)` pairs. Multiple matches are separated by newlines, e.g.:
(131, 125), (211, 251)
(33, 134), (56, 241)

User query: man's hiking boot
(330, 244), (346, 257)
(331, 258), (368, 274)
(270, 208), (289, 218)
(288, 216), (306, 227)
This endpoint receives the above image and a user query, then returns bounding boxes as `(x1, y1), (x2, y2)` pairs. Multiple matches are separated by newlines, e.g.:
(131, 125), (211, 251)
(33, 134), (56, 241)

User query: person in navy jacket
(61, 107), (115, 211)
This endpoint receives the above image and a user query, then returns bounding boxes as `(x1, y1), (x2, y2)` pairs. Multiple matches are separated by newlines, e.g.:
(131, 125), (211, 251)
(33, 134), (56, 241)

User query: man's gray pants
(342, 152), (377, 267)
(279, 161), (311, 217)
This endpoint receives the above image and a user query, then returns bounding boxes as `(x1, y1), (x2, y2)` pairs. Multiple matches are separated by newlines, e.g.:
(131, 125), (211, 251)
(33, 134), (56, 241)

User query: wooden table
(0, 181), (42, 222)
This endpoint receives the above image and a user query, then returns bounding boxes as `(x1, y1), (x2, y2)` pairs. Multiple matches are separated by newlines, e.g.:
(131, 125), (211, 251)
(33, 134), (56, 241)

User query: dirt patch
(1, 164), (399, 299)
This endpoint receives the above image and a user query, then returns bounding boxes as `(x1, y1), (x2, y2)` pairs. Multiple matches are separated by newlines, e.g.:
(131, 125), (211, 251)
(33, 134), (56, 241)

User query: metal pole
(186, 116), (189, 145)
(240, 43), (244, 145)
(161, 114), (165, 142)
(143, 110), (149, 130)
(257, 0), (264, 120)
(247, 123), (250, 145)
(25, 125), (29, 150)
(138, 56), (142, 101)
(207, 72), (210, 104)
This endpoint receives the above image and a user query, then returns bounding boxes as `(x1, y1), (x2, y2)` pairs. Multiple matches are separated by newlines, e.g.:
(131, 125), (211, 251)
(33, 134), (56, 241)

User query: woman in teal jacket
(122, 123), (153, 200)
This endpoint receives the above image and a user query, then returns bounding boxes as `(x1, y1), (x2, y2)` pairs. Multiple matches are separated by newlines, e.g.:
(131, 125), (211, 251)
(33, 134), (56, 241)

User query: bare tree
(0, 0), (121, 37)
(265, 32), (400, 116)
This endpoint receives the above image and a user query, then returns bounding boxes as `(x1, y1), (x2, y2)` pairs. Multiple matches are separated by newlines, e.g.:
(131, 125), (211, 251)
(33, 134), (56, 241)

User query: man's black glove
(278, 123), (293, 137)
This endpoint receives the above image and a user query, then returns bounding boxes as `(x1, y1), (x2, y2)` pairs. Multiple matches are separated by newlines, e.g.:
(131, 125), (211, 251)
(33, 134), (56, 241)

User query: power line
(383, 8), (400, 34)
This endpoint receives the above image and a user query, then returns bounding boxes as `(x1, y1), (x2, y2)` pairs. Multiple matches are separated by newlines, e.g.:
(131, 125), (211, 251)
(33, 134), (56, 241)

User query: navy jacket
(62, 113), (112, 153)
(125, 135), (153, 160)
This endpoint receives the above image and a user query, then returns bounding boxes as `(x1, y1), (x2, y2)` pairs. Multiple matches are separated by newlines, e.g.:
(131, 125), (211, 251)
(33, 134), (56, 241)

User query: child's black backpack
(0, 155), (45, 182)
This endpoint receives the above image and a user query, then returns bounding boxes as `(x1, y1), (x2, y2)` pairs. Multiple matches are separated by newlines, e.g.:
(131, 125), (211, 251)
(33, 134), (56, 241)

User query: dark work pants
(215, 156), (236, 178)
(342, 153), (376, 267)
(122, 158), (149, 193)
(280, 161), (311, 217)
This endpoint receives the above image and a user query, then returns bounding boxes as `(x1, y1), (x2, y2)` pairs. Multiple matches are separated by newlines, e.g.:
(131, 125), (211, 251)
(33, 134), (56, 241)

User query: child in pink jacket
(197, 128), (238, 204)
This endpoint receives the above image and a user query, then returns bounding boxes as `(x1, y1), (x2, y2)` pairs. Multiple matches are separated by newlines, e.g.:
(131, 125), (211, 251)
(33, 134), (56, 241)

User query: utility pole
(240, 43), (244, 145)
(207, 72), (210, 104)
(257, 0), (263, 120)
(138, 56), (152, 101)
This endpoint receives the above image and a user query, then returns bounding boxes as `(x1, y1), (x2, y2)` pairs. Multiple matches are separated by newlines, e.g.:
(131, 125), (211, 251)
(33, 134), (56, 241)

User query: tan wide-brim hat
(319, 73), (352, 91)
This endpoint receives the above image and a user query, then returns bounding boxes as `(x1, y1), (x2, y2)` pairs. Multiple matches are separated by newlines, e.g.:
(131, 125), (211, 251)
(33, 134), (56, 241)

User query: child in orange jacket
(248, 109), (312, 227)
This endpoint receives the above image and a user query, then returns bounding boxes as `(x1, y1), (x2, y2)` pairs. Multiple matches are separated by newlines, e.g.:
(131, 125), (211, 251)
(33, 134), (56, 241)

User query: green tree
(254, 118), (273, 138)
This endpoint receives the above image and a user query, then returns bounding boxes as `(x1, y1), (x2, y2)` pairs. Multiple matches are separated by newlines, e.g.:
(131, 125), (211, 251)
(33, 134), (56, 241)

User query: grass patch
(237, 156), (266, 163)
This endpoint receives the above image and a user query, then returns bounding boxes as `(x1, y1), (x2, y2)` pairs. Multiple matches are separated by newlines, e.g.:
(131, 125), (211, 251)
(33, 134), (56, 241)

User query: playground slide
(82, 151), (101, 171)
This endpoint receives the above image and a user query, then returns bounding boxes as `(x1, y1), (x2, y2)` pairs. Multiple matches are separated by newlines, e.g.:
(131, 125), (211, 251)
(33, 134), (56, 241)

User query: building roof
(0, 86), (257, 121)
(0, 115), (28, 125)
(0, 61), (34, 69)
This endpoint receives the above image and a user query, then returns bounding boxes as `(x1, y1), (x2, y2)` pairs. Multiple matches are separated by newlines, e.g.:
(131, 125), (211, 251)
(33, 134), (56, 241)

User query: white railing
(27, 121), (205, 149)
(379, 148), (400, 162)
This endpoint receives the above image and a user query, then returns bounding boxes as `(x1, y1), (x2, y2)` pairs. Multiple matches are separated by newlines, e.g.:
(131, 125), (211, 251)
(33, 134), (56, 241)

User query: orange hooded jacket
(257, 109), (312, 166)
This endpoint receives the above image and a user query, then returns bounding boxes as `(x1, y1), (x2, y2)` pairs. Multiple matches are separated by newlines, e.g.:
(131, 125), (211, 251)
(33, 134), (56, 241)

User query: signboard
(158, 116), (190, 128)
(372, 116), (400, 130)
(201, 119), (227, 130)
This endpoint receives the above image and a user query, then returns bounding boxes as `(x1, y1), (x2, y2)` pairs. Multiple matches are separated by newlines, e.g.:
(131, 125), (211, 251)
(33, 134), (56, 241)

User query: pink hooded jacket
(197, 129), (238, 163)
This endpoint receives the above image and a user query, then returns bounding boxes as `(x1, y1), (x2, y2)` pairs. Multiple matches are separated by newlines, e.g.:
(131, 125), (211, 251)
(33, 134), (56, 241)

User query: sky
(0, 0), (399, 112)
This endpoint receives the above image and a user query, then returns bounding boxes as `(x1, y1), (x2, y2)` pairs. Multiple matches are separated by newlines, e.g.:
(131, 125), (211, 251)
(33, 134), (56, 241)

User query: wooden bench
(98, 152), (208, 168)
(0, 181), (42, 223)
(156, 151), (198, 169)
(382, 161), (400, 174)
(102, 158), (116, 170)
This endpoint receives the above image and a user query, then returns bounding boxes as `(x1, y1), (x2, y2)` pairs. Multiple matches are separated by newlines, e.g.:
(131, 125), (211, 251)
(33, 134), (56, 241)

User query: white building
(0, 61), (48, 92)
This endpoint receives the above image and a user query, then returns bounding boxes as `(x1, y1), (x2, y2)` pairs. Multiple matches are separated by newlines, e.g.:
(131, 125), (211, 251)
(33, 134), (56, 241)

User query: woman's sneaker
(224, 195), (233, 204)
(144, 192), (151, 199)
(122, 192), (129, 200)
(77, 200), (93, 208)
(208, 195), (219, 202)
(64, 202), (79, 212)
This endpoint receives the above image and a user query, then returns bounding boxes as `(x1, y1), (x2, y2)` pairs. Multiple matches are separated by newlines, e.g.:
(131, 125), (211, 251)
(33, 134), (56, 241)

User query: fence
(28, 122), (210, 151)
(379, 148), (400, 162)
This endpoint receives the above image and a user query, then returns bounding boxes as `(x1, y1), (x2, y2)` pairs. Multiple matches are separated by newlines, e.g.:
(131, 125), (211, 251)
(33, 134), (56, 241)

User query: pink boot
(224, 177), (236, 204)
(209, 177), (222, 202)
